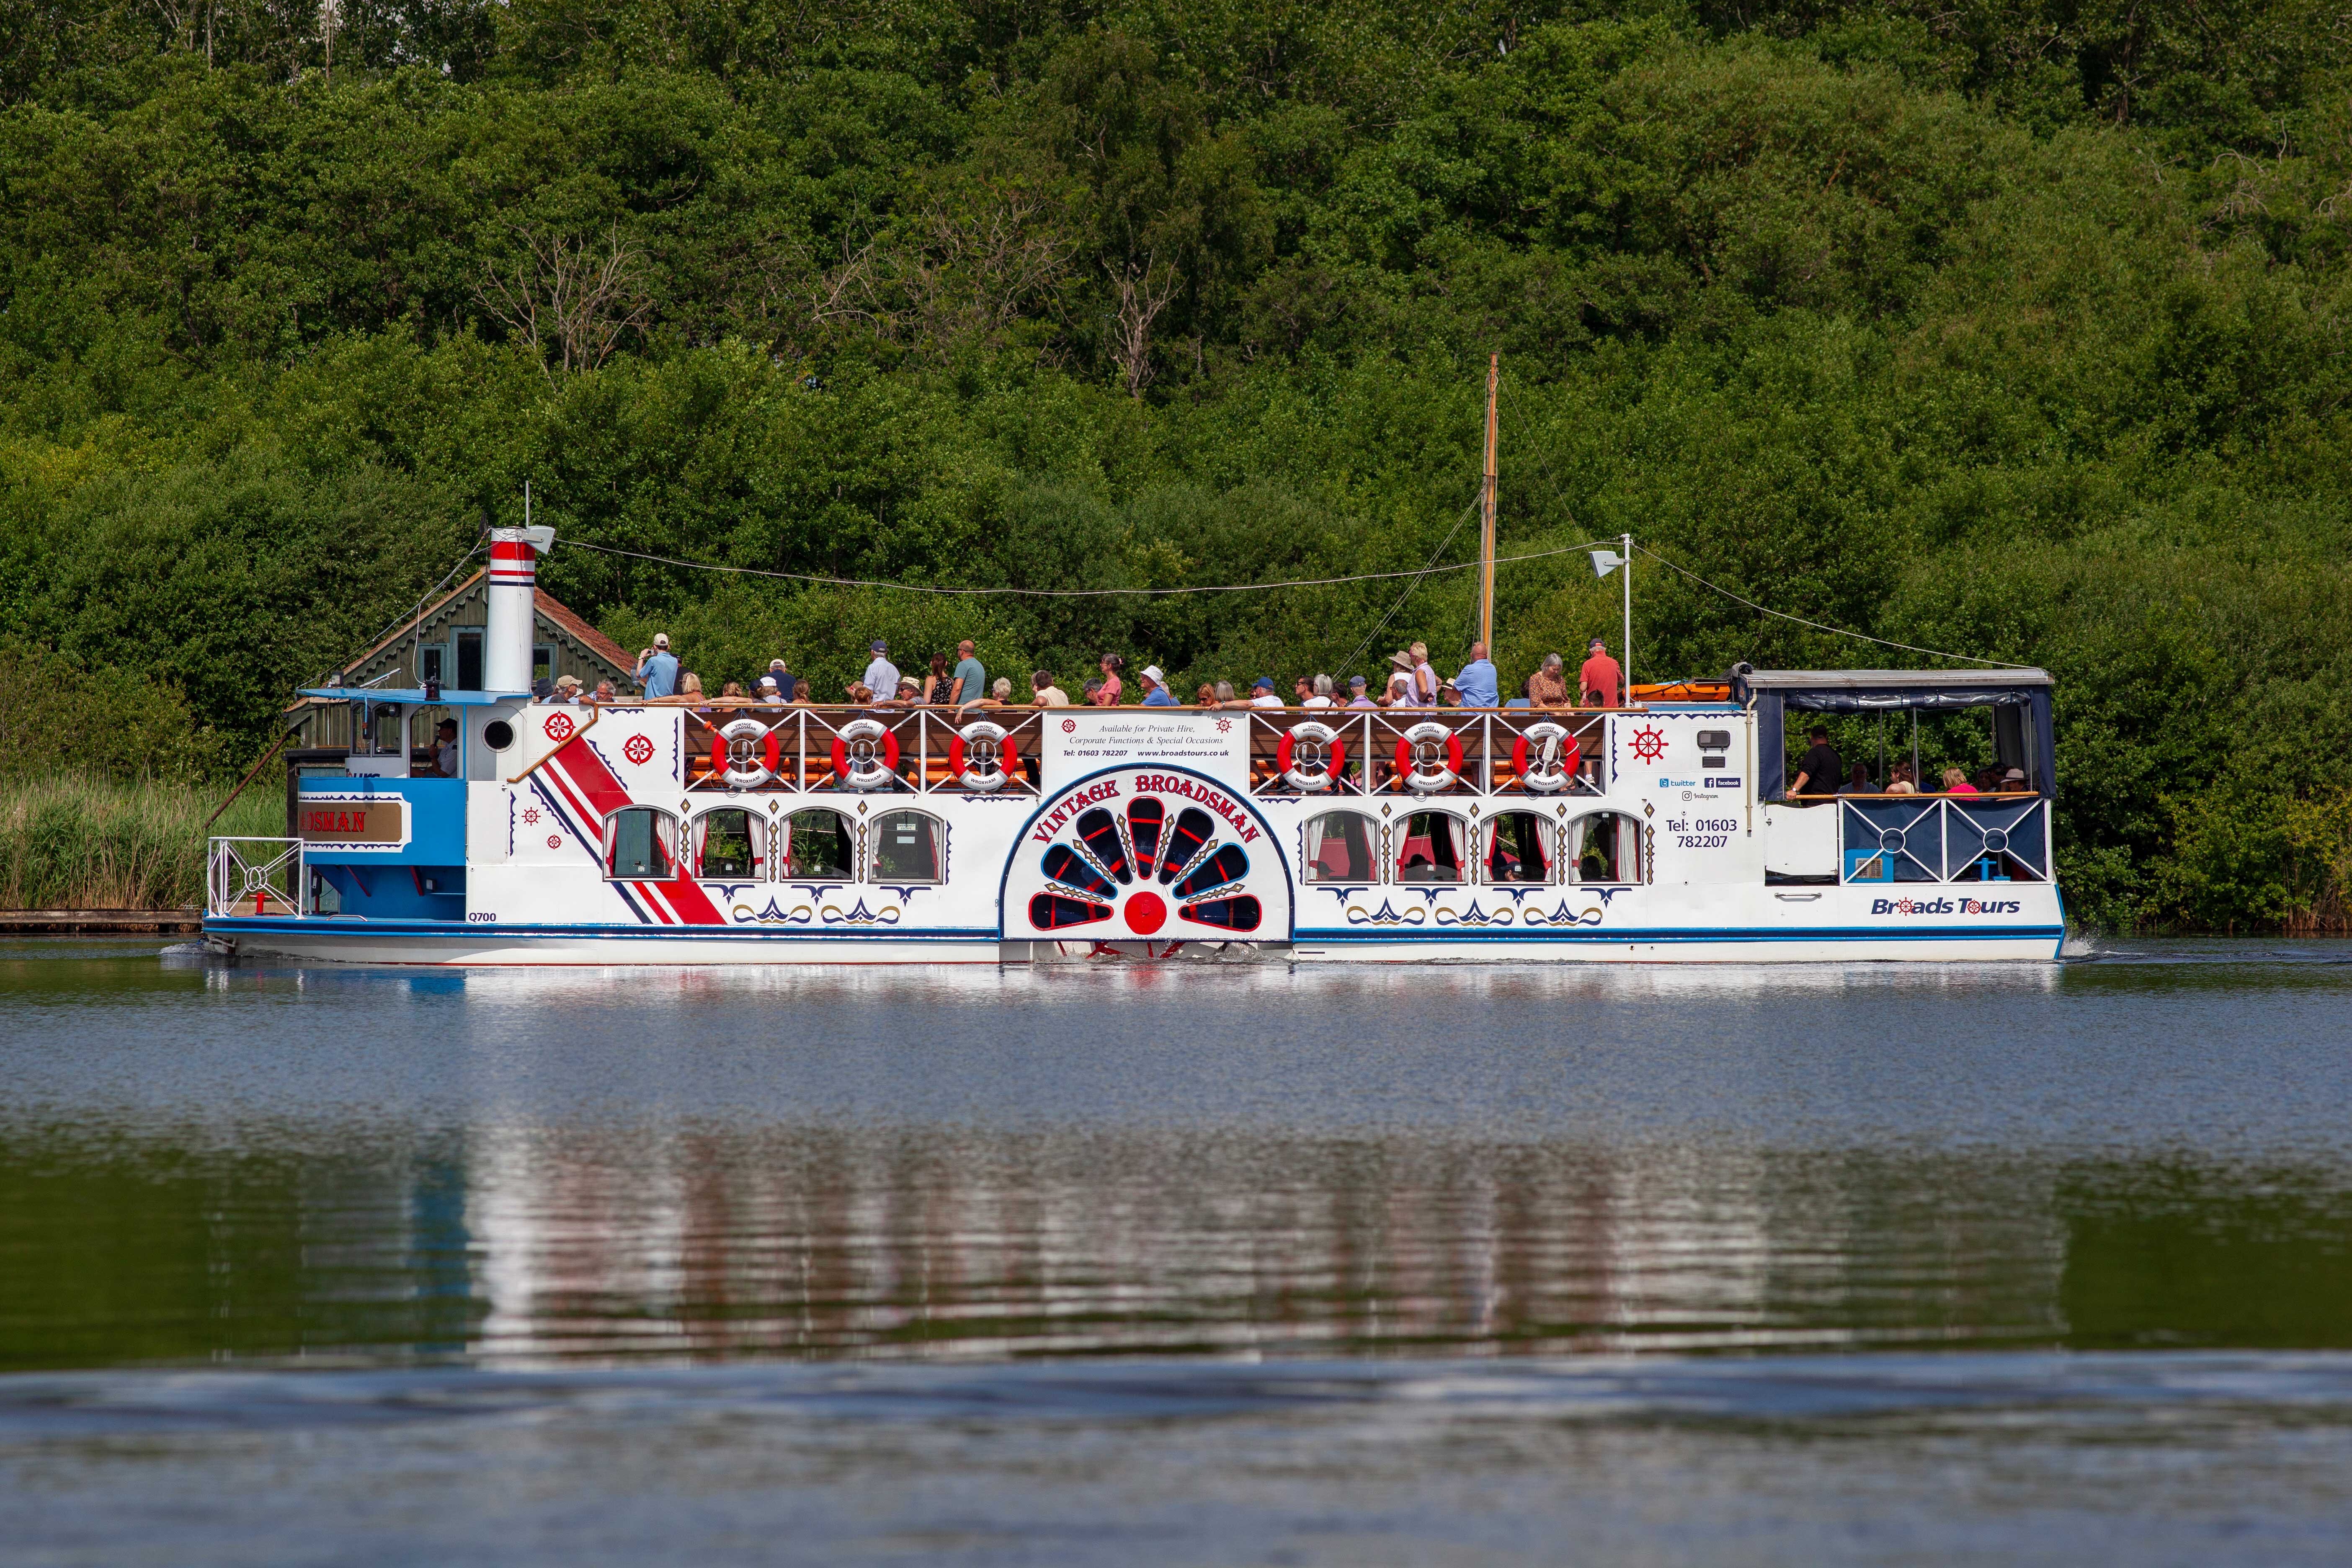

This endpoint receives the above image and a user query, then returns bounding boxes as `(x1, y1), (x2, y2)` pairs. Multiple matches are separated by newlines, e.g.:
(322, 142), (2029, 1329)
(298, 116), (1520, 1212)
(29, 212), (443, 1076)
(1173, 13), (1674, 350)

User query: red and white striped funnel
(486, 527), (549, 692)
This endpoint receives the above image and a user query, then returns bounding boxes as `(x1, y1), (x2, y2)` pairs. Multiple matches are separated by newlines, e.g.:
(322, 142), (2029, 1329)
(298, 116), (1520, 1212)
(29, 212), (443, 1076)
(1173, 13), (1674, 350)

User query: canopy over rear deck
(1732, 668), (2056, 800)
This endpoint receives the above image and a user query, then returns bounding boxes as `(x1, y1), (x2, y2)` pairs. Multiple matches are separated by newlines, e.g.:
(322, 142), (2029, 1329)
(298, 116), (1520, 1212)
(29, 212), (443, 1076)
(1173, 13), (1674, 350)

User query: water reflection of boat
(204, 530), (2064, 965)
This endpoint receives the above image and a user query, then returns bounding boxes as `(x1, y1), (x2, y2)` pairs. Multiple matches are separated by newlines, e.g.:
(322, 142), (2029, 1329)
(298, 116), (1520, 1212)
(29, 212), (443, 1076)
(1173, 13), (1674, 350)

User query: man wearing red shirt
(1579, 638), (1623, 707)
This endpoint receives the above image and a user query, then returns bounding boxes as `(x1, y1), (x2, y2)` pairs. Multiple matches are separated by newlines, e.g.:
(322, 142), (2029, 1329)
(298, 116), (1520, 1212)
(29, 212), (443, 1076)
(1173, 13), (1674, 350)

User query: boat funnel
(486, 526), (551, 693)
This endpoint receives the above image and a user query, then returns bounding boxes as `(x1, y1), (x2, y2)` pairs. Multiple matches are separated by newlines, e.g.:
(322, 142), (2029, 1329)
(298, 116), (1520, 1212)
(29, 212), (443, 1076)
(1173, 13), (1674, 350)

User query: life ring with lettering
(830, 718), (901, 791)
(1511, 722), (1576, 793)
(1393, 722), (1463, 793)
(1276, 721), (1346, 792)
(946, 720), (1014, 792)
(713, 718), (778, 788)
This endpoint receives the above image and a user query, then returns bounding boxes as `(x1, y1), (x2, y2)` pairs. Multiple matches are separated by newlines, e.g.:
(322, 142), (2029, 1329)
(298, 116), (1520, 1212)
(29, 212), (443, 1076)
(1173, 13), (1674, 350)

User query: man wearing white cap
(1140, 664), (1179, 706)
(634, 633), (678, 698)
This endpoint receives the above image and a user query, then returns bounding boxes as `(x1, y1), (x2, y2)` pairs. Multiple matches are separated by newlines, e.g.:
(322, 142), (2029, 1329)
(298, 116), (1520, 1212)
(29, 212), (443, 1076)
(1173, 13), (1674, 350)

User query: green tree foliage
(0, 1), (2344, 929)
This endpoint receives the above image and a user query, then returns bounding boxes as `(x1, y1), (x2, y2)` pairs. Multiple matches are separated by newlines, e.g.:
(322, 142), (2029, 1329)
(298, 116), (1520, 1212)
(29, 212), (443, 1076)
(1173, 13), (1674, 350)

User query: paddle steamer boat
(203, 529), (2064, 963)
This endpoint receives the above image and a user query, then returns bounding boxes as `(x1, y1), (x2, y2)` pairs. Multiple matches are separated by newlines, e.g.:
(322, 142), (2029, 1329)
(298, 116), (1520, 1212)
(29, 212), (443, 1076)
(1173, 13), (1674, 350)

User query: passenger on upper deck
(1579, 639), (1622, 707)
(895, 676), (923, 706)
(1381, 672), (1417, 708)
(1092, 655), (1124, 706)
(1245, 677), (1283, 709)
(1346, 675), (1377, 709)
(634, 633), (679, 699)
(756, 675), (781, 701)
(1887, 761), (1917, 794)
(1453, 642), (1499, 708)
(792, 679), (814, 705)
(720, 680), (744, 699)
(1141, 665), (1179, 706)
(922, 652), (950, 704)
(1194, 682), (1217, 705)
(552, 675), (583, 704)
(680, 673), (703, 699)
(593, 679), (618, 704)
(1789, 727), (1840, 797)
(1034, 671), (1071, 707)
(1395, 643), (1440, 705)
(1302, 675), (1336, 709)
(1529, 653), (1570, 709)
(951, 640), (987, 709)
(862, 641), (899, 699)
(766, 658), (792, 694)
(1839, 761), (1877, 794)
(1507, 677), (1534, 710)
(1942, 767), (1978, 795)
(2001, 767), (2028, 792)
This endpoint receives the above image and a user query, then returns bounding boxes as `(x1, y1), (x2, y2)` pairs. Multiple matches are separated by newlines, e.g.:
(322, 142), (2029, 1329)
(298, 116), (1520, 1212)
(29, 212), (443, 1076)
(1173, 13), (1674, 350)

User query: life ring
(1392, 722), (1463, 793)
(1511, 722), (1576, 793)
(1276, 721), (1346, 792)
(829, 718), (901, 790)
(714, 718), (777, 788)
(945, 720), (1014, 792)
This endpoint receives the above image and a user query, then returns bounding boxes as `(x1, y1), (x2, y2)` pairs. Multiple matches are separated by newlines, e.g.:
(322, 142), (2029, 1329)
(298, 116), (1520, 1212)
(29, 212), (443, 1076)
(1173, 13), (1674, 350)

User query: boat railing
(1246, 709), (1617, 799)
(1835, 796), (2050, 886)
(678, 705), (1044, 796)
(208, 836), (307, 918)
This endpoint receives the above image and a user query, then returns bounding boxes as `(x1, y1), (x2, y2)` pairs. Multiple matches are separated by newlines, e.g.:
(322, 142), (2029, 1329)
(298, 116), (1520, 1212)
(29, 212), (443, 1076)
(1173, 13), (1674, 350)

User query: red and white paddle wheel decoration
(1006, 766), (1290, 944)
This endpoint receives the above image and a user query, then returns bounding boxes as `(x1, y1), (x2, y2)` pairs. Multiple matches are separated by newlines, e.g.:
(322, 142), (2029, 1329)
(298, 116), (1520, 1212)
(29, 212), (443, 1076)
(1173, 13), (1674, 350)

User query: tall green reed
(0, 776), (283, 910)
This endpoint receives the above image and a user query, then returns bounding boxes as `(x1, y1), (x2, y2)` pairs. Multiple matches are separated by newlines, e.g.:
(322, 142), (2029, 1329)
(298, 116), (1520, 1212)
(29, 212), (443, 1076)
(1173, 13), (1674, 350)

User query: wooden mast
(1479, 353), (1498, 653)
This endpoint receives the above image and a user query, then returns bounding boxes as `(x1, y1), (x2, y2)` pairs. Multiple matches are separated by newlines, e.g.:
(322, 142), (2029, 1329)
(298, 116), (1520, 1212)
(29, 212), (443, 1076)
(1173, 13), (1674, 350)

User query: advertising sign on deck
(297, 794), (411, 852)
(1042, 712), (1251, 789)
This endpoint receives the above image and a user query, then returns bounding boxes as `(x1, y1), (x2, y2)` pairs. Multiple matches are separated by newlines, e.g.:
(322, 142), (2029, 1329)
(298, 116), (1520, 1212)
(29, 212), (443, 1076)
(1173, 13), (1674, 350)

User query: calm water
(4, 939), (2352, 1563)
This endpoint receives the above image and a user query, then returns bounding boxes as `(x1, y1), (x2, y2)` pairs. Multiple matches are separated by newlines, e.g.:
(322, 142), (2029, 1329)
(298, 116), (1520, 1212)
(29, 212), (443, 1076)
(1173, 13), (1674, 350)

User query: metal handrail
(207, 836), (307, 918)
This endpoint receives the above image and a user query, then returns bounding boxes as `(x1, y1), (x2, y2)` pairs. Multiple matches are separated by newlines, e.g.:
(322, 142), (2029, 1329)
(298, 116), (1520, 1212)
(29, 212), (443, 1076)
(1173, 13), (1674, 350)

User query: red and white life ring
(1511, 722), (1576, 794)
(1276, 721), (1346, 792)
(830, 718), (901, 790)
(946, 720), (1014, 792)
(714, 718), (778, 788)
(1393, 722), (1463, 793)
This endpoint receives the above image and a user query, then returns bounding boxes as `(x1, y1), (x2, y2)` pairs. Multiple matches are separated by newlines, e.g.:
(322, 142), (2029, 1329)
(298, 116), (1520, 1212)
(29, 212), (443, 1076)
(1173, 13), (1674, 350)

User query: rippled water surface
(5, 938), (2352, 1563)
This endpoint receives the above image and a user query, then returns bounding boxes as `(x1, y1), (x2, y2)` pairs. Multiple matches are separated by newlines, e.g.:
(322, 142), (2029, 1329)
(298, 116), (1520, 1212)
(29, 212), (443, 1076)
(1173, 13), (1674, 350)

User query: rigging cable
(1631, 543), (2032, 671)
(562, 527), (1612, 599)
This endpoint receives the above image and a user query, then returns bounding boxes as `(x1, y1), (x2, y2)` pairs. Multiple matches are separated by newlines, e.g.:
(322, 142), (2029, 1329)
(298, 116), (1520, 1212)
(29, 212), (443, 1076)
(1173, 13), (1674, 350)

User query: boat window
(872, 810), (944, 882)
(1485, 812), (1555, 884)
(366, 703), (405, 757)
(1564, 812), (1643, 884)
(1395, 812), (1467, 883)
(778, 808), (856, 881)
(605, 806), (680, 880)
(695, 808), (763, 879)
(1302, 811), (1377, 883)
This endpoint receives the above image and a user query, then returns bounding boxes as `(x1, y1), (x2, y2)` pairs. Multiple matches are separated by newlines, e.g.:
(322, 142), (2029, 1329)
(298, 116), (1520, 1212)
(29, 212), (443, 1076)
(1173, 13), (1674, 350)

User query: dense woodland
(0, 0), (2345, 928)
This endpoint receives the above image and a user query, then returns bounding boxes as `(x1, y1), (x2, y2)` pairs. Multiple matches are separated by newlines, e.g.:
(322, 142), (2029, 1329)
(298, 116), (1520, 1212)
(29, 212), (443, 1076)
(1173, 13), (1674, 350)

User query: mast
(1479, 353), (1498, 653)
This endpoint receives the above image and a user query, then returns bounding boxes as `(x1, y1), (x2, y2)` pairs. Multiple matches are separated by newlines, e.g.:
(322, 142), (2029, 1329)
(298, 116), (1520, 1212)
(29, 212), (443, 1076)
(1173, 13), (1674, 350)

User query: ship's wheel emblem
(1215, 718), (1232, 732)
(1061, 718), (1078, 732)
(544, 712), (576, 742)
(622, 734), (656, 766)
(521, 807), (542, 825)
(1629, 725), (1668, 763)
(547, 834), (562, 849)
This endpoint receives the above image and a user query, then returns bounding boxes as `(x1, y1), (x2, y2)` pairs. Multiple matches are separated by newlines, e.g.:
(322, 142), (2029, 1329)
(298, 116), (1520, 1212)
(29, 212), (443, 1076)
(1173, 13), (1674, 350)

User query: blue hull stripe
(203, 918), (998, 941)
(1294, 925), (2064, 944)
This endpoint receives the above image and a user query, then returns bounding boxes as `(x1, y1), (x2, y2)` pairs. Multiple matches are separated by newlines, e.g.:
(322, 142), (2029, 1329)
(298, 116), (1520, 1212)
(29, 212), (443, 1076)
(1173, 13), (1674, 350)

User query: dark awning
(1733, 668), (2058, 801)
(1734, 668), (2050, 712)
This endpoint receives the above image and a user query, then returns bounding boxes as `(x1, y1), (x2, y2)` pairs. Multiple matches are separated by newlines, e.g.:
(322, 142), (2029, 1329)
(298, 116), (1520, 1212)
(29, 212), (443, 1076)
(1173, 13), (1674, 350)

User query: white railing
(208, 837), (307, 918)
(1837, 797), (2050, 885)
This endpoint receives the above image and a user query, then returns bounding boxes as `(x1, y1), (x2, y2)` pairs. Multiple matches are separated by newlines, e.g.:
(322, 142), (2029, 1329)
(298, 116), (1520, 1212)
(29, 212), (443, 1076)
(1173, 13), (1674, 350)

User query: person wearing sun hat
(1140, 664), (1180, 707)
